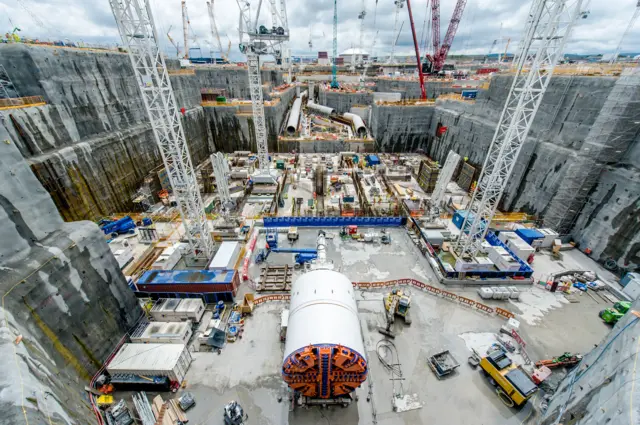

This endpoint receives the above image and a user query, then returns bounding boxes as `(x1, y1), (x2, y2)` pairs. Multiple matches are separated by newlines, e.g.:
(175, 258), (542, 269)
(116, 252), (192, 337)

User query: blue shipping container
(452, 210), (473, 229)
(138, 269), (236, 285)
(515, 228), (545, 246)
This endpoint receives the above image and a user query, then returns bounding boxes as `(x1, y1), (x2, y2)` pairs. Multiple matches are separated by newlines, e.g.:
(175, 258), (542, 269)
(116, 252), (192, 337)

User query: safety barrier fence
(252, 277), (516, 320)
(263, 216), (406, 227)
(0, 95), (46, 110)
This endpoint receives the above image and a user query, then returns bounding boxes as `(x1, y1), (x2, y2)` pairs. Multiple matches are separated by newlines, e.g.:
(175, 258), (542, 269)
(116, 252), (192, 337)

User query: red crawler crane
(424, 0), (468, 74)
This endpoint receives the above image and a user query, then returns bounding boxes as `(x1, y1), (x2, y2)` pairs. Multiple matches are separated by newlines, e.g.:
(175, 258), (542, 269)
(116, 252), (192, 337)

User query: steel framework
(109, 0), (214, 259)
(207, 0), (226, 61)
(181, 0), (189, 58)
(425, 0), (467, 73)
(211, 152), (232, 207)
(237, 0), (289, 176)
(431, 150), (460, 208)
(453, 0), (584, 264)
(357, 0), (367, 66)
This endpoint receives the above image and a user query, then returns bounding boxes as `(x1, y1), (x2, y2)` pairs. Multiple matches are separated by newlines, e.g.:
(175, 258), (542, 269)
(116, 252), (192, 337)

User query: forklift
(479, 349), (538, 407)
(378, 289), (412, 338)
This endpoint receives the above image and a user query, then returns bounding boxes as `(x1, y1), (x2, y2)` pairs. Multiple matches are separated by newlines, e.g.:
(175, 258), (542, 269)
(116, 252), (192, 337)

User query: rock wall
(538, 299), (639, 425)
(318, 89), (373, 114)
(194, 68), (284, 99)
(0, 44), (212, 221)
(423, 73), (639, 269)
(373, 78), (465, 100)
(370, 103), (435, 152)
(0, 122), (143, 424)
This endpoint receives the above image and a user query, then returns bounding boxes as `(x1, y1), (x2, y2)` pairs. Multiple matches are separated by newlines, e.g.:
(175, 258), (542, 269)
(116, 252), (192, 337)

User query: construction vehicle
(340, 225), (358, 239)
(223, 400), (247, 425)
(378, 289), (412, 338)
(599, 301), (631, 324)
(99, 216), (136, 238)
(535, 352), (582, 369)
(479, 349), (538, 407)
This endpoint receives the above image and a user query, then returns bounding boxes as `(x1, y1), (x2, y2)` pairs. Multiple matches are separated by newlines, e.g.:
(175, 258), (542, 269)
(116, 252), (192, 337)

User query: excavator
(378, 289), (412, 338)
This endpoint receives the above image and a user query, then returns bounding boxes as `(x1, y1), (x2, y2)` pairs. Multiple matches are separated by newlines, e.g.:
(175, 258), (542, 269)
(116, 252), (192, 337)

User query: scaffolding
(543, 66), (640, 235)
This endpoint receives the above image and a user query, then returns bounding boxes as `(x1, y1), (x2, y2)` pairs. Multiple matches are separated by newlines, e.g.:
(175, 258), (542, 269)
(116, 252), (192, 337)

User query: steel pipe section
(286, 97), (303, 135)
(307, 101), (335, 116)
(343, 113), (367, 138)
(282, 269), (367, 398)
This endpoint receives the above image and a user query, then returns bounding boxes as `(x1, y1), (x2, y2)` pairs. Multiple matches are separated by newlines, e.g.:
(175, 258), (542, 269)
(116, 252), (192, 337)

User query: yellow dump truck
(479, 349), (538, 407)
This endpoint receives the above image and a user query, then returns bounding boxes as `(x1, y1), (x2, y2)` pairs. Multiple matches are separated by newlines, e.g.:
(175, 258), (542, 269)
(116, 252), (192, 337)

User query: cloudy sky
(1, 0), (639, 60)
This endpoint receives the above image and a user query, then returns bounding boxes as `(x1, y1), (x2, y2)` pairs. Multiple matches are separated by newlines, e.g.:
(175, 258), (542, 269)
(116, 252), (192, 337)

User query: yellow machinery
(479, 349), (538, 407)
(378, 289), (411, 337)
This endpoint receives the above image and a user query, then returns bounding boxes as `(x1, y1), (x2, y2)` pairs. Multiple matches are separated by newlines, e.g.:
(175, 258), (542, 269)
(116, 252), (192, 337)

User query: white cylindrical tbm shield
(282, 269), (367, 399)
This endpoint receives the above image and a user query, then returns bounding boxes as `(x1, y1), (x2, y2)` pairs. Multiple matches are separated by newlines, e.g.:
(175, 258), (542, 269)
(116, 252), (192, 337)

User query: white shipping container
(107, 343), (193, 383)
(537, 228), (559, 248)
(151, 243), (184, 270)
(623, 279), (640, 301)
(130, 321), (193, 344)
(150, 298), (206, 323)
(208, 241), (241, 270)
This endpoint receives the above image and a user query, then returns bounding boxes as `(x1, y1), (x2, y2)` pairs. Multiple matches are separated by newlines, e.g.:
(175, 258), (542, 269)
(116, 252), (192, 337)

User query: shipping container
(130, 321), (193, 344)
(208, 242), (241, 270)
(107, 343), (193, 384)
(137, 269), (239, 294)
(151, 243), (187, 270)
(498, 232), (535, 261)
(149, 298), (205, 322)
(487, 246), (521, 272)
(621, 272), (640, 288)
(536, 228), (559, 248)
(515, 228), (545, 248)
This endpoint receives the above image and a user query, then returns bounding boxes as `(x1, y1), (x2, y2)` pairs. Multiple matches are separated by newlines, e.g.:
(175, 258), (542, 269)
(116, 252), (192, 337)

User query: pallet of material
(152, 395), (188, 424)
(257, 265), (293, 292)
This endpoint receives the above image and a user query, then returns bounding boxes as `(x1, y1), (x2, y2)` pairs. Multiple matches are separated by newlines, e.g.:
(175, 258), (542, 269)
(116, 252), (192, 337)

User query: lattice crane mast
(331, 0), (339, 88)
(424, 0), (467, 73)
(453, 0), (585, 266)
(109, 0), (214, 259)
(236, 0), (289, 179)
(357, 0), (367, 67)
(207, 0), (227, 62)
(388, 0), (405, 64)
(181, 0), (189, 58)
(610, 1), (640, 64)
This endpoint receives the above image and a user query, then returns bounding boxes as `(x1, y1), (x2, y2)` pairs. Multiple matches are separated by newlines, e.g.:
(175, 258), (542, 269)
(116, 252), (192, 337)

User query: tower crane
(331, 0), (339, 88)
(357, 0), (367, 67)
(609, 0), (640, 64)
(207, 0), (227, 62)
(181, 0), (189, 58)
(108, 0), (214, 260)
(423, 0), (468, 74)
(453, 0), (585, 267)
(236, 0), (289, 181)
(388, 0), (405, 64)
(484, 39), (497, 64)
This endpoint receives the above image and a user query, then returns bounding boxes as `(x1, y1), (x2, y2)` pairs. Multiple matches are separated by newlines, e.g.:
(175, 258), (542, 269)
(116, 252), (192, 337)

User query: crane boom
(207, 1), (226, 61)
(430, 0), (440, 57)
(388, 0), (404, 64)
(435, 0), (467, 71)
(109, 0), (214, 259)
(406, 0), (426, 100)
(610, 1), (640, 64)
(181, 0), (189, 58)
(453, 0), (584, 264)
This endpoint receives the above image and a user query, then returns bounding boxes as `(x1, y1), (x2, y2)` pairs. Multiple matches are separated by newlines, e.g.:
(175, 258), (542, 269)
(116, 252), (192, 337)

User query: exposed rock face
(0, 122), (143, 424)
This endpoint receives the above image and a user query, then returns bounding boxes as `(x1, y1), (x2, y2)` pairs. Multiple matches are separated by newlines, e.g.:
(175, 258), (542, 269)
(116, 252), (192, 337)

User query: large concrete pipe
(286, 97), (303, 135)
(286, 91), (308, 136)
(307, 101), (335, 116)
(343, 113), (367, 138)
(282, 269), (368, 399)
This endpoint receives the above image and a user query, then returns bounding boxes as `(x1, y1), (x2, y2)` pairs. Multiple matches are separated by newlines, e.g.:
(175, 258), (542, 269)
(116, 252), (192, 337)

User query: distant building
(340, 48), (369, 65)
(318, 51), (330, 66)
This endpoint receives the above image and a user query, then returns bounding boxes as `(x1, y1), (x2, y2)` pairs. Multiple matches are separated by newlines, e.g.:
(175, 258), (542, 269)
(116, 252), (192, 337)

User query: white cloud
(1, 0), (638, 59)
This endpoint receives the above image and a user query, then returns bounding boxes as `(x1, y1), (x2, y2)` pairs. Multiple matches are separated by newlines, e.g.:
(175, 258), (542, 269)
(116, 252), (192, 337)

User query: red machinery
(424, 0), (468, 74)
